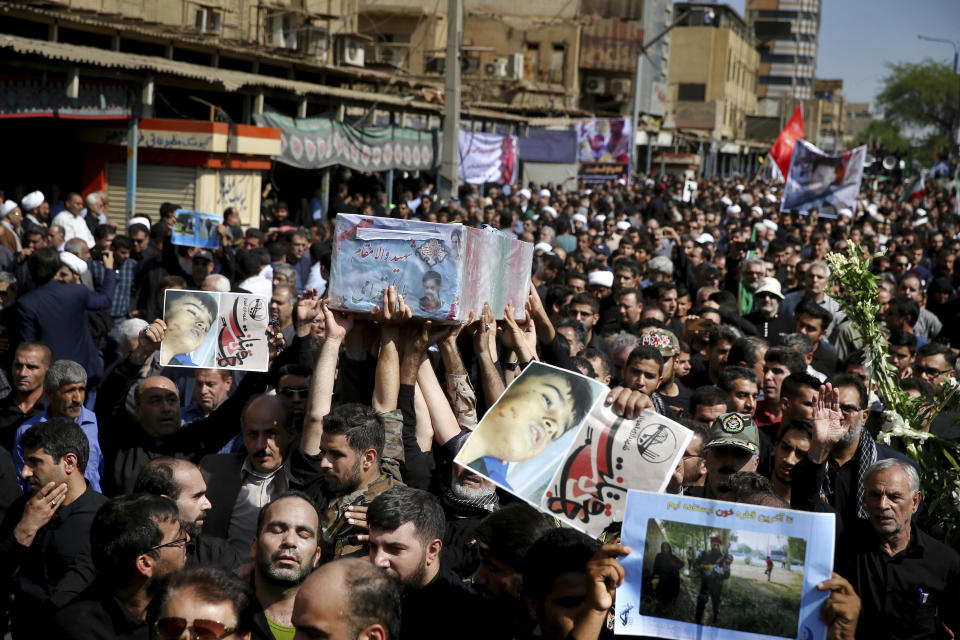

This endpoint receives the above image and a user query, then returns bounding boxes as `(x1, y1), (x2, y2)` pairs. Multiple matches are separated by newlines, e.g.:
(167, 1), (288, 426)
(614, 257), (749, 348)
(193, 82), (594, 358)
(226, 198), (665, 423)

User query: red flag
(770, 104), (804, 179)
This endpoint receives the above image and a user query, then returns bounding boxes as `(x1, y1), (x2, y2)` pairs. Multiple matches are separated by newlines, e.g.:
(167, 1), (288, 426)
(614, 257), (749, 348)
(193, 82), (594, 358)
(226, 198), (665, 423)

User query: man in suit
(16, 247), (115, 387)
(200, 394), (296, 556)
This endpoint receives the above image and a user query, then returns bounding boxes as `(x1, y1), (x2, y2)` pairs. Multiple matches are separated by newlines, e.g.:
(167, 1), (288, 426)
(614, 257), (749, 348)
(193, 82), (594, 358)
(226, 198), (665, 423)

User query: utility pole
(438, 0), (462, 203)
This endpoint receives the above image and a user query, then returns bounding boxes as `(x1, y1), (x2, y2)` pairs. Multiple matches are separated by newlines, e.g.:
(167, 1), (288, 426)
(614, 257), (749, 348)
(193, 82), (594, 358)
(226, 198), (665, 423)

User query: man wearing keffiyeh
(789, 374), (918, 522)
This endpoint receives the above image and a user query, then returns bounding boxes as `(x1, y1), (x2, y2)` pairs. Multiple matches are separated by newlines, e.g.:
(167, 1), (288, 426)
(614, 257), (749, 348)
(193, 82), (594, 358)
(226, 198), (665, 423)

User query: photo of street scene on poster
(640, 519), (805, 639)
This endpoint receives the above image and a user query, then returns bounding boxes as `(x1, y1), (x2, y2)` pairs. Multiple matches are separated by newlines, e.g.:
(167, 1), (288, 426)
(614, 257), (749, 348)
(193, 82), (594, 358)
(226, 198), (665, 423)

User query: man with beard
(684, 413), (760, 500)
(133, 457), (242, 569)
(738, 257), (767, 316)
(367, 487), (484, 640)
(441, 461), (499, 579)
(694, 535), (733, 625)
(790, 375), (916, 523)
(248, 491), (322, 640)
(0, 419), (107, 639)
(768, 421), (811, 503)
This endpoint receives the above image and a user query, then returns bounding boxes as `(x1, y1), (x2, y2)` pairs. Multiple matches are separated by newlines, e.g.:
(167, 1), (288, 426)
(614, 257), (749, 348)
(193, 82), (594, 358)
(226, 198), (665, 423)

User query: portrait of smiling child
(459, 362), (597, 491)
(160, 290), (219, 367)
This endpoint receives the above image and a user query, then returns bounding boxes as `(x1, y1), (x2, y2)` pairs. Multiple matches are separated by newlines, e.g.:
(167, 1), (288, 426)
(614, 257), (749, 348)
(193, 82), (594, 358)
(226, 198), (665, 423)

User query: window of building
(678, 83), (706, 101)
(550, 43), (565, 83)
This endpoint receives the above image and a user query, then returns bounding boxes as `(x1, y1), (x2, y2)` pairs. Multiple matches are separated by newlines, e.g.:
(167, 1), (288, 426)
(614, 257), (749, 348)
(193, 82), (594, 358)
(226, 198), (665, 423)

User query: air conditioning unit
(339, 37), (365, 67)
(508, 53), (524, 80)
(484, 57), (508, 77)
(297, 26), (329, 62)
(462, 57), (480, 74)
(585, 76), (607, 95)
(609, 78), (631, 97)
(194, 7), (222, 35)
(376, 45), (402, 66)
(425, 57), (445, 74)
(267, 13), (298, 49)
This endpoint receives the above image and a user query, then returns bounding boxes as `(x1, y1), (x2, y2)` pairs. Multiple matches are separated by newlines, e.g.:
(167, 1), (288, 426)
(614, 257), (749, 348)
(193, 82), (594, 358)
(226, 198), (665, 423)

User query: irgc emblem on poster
(454, 361), (692, 537)
(780, 140), (867, 216)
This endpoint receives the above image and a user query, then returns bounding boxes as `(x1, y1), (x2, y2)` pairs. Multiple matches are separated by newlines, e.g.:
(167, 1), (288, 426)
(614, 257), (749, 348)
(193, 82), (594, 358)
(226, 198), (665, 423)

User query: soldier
(694, 535), (732, 625)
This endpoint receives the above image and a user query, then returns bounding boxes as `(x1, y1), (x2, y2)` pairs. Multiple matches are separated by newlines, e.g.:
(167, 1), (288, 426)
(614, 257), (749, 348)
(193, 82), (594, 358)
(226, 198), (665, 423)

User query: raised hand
(295, 288), (323, 326)
(320, 299), (355, 341)
(810, 382), (844, 463)
(138, 319), (167, 353)
(585, 543), (631, 612)
(370, 286), (412, 325)
(14, 481), (69, 546)
(605, 386), (654, 420)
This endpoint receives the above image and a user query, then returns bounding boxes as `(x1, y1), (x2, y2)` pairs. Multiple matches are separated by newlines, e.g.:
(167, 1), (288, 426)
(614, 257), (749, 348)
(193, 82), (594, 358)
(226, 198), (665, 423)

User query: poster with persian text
(160, 290), (269, 371)
(615, 490), (834, 640)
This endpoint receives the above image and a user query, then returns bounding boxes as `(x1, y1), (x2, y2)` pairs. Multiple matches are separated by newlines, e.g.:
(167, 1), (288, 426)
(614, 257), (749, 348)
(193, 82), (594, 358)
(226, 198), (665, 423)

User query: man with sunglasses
(52, 493), (186, 640)
(149, 567), (255, 640)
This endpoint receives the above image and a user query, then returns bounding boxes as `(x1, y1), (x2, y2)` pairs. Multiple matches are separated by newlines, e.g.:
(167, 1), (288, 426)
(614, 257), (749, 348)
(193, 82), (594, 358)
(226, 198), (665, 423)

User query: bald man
(200, 394), (297, 554)
(94, 319), (270, 494)
(293, 558), (402, 640)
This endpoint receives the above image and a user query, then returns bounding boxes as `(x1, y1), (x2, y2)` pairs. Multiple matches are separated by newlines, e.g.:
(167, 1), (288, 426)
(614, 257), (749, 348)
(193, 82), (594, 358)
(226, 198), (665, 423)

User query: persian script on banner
(160, 290), (269, 371)
(327, 214), (532, 322)
(615, 490), (835, 640)
(454, 362), (692, 536)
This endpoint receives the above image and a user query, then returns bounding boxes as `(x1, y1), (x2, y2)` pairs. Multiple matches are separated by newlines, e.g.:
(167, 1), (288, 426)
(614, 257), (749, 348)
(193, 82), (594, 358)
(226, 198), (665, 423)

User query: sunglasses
(155, 617), (235, 640)
(915, 366), (953, 377)
(279, 387), (309, 398)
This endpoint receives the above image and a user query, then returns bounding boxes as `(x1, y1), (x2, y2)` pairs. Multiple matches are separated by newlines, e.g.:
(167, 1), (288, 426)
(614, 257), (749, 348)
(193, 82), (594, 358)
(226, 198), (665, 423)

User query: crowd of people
(0, 161), (958, 640)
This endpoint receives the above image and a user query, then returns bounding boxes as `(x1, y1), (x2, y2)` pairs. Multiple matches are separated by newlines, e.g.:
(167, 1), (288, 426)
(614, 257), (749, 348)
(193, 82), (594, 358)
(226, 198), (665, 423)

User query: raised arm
(438, 320), (479, 430)
(418, 355), (461, 446)
(301, 300), (354, 456)
(371, 286), (411, 413)
(471, 302), (506, 405)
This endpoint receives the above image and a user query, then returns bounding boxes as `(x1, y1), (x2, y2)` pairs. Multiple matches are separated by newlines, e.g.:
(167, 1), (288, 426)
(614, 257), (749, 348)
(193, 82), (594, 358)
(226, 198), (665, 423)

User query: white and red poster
(458, 131), (518, 185)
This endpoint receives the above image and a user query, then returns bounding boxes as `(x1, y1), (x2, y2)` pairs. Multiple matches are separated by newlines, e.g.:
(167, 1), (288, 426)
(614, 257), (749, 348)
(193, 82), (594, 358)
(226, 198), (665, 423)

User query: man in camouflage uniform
(694, 535), (732, 625)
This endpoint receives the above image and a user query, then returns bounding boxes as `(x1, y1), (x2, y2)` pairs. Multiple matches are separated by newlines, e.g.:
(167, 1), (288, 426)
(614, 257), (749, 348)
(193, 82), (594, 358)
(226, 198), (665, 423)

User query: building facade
(745, 0), (820, 101)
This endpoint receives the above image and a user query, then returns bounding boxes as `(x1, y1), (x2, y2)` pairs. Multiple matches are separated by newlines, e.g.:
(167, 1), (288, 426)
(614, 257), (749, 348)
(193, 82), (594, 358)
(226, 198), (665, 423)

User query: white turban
(60, 250), (88, 276)
(21, 191), (44, 212)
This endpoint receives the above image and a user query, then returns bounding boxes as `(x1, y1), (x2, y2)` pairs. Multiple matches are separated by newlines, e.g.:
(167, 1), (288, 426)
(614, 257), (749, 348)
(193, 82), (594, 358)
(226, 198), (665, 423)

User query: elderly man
(797, 385), (959, 640)
(13, 360), (103, 492)
(51, 192), (95, 249)
(200, 394), (295, 555)
(780, 261), (843, 336)
(83, 191), (108, 234)
(20, 190), (49, 234)
(744, 278), (792, 346)
(271, 284), (297, 346)
(0, 200), (22, 255)
(94, 319), (269, 495)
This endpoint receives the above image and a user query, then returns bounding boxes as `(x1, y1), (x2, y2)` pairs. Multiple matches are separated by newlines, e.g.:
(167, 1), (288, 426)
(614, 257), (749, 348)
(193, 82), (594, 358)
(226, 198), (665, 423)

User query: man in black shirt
(133, 457), (242, 569)
(367, 486), (485, 640)
(52, 494), (188, 640)
(794, 382), (958, 639)
(0, 342), (49, 452)
(0, 418), (108, 639)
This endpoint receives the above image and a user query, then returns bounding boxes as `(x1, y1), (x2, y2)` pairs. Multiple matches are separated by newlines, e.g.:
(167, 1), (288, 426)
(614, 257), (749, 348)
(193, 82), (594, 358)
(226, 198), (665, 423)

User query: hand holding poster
(172, 209), (223, 249)
(615, 490), (834, 640)
(780, 140), (866, 215)
(160, 290), (269, 371)
(454, 362), (692, 536)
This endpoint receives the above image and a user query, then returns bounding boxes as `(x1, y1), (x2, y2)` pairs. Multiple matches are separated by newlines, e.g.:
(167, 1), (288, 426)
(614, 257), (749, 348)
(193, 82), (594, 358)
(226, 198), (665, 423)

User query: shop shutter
(105, 163), (197, 227)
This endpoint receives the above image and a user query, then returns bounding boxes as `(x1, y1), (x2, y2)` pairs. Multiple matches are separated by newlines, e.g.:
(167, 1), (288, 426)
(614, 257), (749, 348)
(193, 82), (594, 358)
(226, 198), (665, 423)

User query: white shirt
(238, 273), (273, 297)
(52, 211), (95, 248)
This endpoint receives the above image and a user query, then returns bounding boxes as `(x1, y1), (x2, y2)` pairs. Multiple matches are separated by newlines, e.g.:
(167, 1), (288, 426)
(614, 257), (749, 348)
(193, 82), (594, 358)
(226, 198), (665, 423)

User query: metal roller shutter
(105, 163), (197, 227)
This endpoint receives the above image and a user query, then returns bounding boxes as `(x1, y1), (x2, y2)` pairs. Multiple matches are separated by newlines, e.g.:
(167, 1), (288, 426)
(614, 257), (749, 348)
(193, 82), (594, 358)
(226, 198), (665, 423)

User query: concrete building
(745, 0), (821, 101)
(844, 101), (873, 146)
(813, 78), (846, 152)
(665, 4), (759, 141)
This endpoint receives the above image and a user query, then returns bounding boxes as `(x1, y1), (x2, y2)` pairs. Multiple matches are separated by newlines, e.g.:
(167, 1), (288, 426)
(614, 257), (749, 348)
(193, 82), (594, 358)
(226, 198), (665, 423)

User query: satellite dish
(882, 156), (897, 171)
